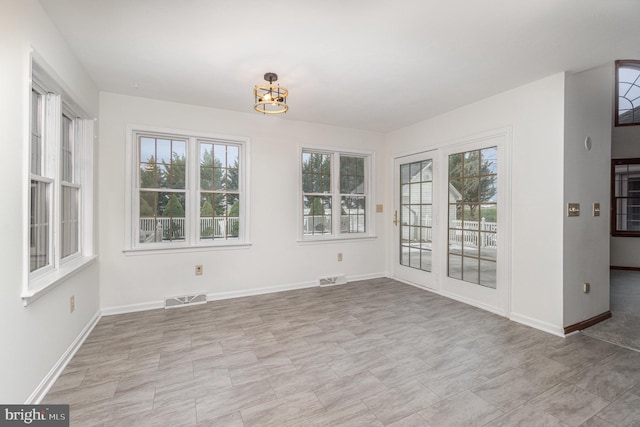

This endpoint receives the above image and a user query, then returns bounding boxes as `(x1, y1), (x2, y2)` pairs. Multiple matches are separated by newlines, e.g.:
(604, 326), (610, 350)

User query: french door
(392, 130), (510, 316)
(393, 151), (437, 290)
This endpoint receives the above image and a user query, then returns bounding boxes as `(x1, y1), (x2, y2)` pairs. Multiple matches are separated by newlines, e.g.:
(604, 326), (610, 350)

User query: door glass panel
(448, 147), (497, 287)
(400, 158), (433, 272)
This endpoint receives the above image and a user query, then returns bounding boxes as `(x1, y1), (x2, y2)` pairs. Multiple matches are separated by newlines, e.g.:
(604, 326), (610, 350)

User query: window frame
(24, 57), (96, 305)
(611, 158), (640, 237)
(124, 125), (251, 253)
(298, 145), (375, 242)
(615, 60), (640, 127)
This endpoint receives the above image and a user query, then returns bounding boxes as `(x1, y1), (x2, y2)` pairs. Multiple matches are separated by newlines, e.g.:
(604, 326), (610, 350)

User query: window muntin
(199, 141), (240, 240)
(616, 60), (640, 127)
(448, 147), (497, 288)
(301, 148), (371, 240)
(612, 159), (640, 235)
(399, 159), (433, 272)
(131, 130), (247, 249)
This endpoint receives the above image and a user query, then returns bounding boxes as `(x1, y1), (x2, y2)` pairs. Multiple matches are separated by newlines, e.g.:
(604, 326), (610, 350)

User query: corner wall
(0, 0), (100, 403)
(98, 93), (387, 311)
(385, 74), (566, 334)
(563, 65), (613, 327)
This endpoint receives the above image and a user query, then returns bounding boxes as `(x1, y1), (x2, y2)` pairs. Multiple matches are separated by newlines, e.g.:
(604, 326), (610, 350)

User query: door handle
(393, 210), (398, 226)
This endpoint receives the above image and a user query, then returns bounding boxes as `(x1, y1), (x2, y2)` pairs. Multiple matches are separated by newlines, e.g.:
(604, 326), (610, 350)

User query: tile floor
(582, 270), (640, 351)
(44, 278), (640, 426)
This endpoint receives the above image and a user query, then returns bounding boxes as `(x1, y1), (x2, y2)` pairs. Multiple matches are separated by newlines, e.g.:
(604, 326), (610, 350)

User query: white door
(392, 130), (510, 317)
(393, 151), (437, 290)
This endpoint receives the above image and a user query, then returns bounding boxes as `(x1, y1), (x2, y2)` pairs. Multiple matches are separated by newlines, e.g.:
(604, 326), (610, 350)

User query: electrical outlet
(195, 265), (203, 276)
(583, 282), (590, 293)
(70, 295), (75, 313)
(338, 253), (343, 262)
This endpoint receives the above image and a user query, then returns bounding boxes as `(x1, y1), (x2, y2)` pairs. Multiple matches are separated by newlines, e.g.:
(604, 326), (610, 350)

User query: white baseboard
(26, 310), (102, 404)
(101, 300), (164, 316)
(509, 312), (565, 337)
(101, 273), (388, 315)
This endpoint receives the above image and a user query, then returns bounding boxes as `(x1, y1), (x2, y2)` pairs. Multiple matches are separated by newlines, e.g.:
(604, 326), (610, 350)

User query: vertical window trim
(299, 145), (375, 242)
(125, 126), (251, 253)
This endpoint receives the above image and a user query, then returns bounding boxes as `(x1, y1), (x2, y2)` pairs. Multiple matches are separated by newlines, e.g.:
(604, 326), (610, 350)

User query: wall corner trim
(25, 310), (102, 404)
(563, 311), (612, 335)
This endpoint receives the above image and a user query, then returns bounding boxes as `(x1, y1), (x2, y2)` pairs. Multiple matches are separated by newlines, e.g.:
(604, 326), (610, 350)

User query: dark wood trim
(610, 265), (640, 271)
(564, 311), (612, 335)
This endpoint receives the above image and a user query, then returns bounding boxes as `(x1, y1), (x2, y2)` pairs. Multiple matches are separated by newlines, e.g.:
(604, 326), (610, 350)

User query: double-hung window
(300, 147), (373, 240)
(26, 60), (95, 301)
(127, 128), (249, 251)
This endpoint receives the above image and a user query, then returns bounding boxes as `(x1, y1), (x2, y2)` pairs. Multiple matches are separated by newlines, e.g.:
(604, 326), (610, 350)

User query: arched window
(616, 60), (640, 126)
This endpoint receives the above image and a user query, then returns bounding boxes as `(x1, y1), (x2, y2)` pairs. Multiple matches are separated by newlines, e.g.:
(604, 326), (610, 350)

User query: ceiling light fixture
(254, 72), (288, 114)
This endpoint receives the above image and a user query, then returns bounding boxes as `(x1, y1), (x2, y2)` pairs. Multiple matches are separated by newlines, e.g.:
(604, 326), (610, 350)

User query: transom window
(300, 148), (372, 240)
(616, 60), (640, 127)
(128, 128), (249, 250)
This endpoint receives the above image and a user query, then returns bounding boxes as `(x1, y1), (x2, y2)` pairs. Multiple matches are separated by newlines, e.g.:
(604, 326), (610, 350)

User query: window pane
(139, 191), (185, 243)
(340, 156), (364, 194)
(303, 195), (332, 235)
(61, 186), (79, 258)
(30, 90), (43, 176)
(617, 61), (640, 126)
(449, 147), (497, 286)
(30, 180), (50, 271)
(302, 152), (331, 193)
(61, 114), (74, 182)
(341, 196), (365, 233)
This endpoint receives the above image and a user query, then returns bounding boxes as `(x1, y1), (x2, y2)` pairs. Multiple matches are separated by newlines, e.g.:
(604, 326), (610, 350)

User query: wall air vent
(164, 293), (207, 309)
(318, 275), (347, 287)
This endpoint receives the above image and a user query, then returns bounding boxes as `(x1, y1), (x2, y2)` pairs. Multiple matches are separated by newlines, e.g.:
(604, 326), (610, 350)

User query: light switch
(593, 203), (600, 217)
(567, 203), (580, 217)
(376, 204), (383, 213)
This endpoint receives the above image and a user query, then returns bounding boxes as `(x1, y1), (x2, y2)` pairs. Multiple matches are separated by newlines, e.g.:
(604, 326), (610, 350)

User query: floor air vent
(318, 275), (347, 286)
(165, 293), (207, 309)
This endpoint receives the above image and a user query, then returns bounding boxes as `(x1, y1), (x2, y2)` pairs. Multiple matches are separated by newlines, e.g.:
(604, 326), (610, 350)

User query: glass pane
(61, 186), (79, 258)
(140, 137), (156, 163)
(169, 165), (186, 189)
(156, 139), (172, 163)
(200, 143), (214, 167)
(401, 164), (410, 184)
(227, 167), (239, 191)
(61, 115), (73, 183)
(213, 168), (225, 190)
(409, 246), (420, 269)
(303, 196), (332, 235)
(200, 166), (213, 190)
(449, 153), (462, 178)
(139, 191), (186, 243)
(227, 145), (239, 168)
(214, 144), (226, 167)
(401, 245), (409, 266)
(401, 184), (410, 204)
(30, 180), (50, 272)
(421, 181), (432, 204)
(422, 205), (432, 229)
(480, 233), (497, 261)
(480, 260), (497, 288)
(410, 162), (422, 181)
(449, 178), (463, 199)
(341, 196), (365, 233)
(409, 183), (420, 204)
(463, 256), (479, 284)
(464, 150), (480, 176)
(172, 140), (186, 163)
(463, 233), (479, 257)
(31, 90), (43, 175)
(481, 205), (497, 223)
(481, 147), (498, 174)
(448, 254), (462, 279)
(463, 205), (480, 225)
(449, 204), (462, 229)
(421, 250), (432, 272)
(422, 160), (433, 181)
(463, 177), (479, 202)
(481, 175), (497, 203)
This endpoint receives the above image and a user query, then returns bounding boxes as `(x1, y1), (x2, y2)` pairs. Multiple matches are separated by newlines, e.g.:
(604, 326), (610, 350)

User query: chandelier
(254, 72), (288, 114)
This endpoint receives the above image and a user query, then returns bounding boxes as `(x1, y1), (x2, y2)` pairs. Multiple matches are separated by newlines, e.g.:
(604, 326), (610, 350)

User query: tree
(448, 149), (497, 220)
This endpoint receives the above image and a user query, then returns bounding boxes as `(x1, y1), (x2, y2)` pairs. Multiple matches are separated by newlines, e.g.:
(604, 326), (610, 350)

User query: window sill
(22, 255), (98, 306)
(123, 242), (252, 256)
(297, 235), (377, 245)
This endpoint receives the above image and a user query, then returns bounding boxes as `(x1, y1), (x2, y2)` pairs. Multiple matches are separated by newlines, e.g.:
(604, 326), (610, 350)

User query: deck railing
(140, 217), (239, 241)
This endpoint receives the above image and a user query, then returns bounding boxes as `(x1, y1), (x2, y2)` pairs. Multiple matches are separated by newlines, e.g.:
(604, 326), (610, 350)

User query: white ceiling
(39, 0), (640, 133)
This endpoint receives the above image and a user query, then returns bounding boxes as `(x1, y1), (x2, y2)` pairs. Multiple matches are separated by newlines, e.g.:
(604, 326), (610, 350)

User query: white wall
(611, 125), (640, 267)
(563, 65), (612, 326)
(98, 93), (386, 311)
(0, 0), (100, 403)
(385, 74), (566, 334)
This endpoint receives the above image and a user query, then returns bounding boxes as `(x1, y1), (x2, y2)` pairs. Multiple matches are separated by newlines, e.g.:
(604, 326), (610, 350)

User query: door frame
(390, 127), (512, 318)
